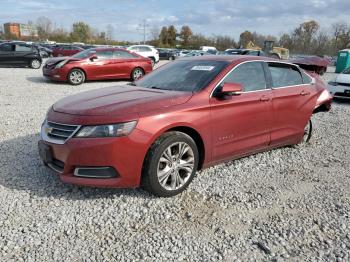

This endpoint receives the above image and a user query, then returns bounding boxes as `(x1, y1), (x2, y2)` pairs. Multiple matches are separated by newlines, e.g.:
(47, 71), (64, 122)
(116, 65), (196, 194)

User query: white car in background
(126, 45), (159, 66)
(328, 67), (350, 99)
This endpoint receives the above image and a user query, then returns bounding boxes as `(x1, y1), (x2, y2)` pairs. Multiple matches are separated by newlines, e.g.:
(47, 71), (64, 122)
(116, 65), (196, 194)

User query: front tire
(67, 69), (85, 85)
(142, 132), (199, 197)
(30, 59), (41, 69)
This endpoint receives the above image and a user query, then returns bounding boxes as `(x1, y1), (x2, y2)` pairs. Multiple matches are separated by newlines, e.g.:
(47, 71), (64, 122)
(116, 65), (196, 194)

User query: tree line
(1, 17), (349, 55)
(151, 20), (350, 55)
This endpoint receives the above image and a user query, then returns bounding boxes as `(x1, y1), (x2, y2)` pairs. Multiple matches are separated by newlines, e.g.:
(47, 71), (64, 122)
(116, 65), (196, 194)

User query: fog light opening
(74, 167), (117, 178)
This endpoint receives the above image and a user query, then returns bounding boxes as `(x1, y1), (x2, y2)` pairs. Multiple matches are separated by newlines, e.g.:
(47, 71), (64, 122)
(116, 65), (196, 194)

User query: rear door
(0, 43), (15, 64)
(267, 62), (317, 146)
(112, 50), (139, 78)
(210, 61), (273, 162)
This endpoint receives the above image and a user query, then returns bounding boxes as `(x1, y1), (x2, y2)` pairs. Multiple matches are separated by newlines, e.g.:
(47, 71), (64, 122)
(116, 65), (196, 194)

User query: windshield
(135, 60), (229, 92)
(72, 49), (96, 59)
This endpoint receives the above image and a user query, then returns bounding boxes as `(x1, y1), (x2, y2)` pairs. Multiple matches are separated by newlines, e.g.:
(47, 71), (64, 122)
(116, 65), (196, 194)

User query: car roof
(87, 47), (131, 52)
(179, 55), (275, 63)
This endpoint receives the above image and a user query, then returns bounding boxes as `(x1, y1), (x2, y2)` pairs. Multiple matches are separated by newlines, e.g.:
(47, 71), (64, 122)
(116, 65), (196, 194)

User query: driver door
(85, 50), (115, 79)
(210, 61), (273, 163)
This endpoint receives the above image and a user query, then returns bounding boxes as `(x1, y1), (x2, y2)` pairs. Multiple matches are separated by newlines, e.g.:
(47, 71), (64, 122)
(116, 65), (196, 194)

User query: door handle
(260, 96), (271, 102)
(300, 90), (310, 96)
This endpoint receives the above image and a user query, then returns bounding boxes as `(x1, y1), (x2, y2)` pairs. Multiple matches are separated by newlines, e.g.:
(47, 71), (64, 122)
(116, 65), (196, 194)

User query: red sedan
(52, 45), (84, 57)
(38, 56), (332, 197)
(43, 48), (153, 85)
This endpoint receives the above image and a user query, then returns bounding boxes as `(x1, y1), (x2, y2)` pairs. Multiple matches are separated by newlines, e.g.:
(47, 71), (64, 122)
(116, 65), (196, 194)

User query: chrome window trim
(210, 60), (315, 97)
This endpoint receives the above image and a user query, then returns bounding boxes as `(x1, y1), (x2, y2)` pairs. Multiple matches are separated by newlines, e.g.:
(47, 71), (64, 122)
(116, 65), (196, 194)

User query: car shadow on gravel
(26, 76), (61, 84)
(0, 133), (153, 200)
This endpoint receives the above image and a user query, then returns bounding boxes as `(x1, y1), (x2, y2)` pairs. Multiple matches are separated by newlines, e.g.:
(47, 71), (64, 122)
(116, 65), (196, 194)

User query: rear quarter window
(301, 70), (313, 84)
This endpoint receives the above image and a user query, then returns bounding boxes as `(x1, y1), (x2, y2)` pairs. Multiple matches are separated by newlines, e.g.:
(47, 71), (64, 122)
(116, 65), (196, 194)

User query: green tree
(70, 21), (91, 42)
(159, 26), (168, 46)
(167, 25), (177, 46)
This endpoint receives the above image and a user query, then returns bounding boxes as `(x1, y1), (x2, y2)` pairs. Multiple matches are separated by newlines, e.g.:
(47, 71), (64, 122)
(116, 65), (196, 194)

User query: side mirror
(220, 82), (243, 96)
(90, 55), (98, 61)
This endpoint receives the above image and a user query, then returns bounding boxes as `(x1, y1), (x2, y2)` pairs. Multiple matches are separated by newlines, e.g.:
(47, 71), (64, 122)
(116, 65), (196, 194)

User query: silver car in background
(328, 67), (350, 99)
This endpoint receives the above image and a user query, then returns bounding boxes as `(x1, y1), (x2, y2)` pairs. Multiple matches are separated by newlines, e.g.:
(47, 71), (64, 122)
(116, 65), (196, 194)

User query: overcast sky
(1, 0), (350, 41)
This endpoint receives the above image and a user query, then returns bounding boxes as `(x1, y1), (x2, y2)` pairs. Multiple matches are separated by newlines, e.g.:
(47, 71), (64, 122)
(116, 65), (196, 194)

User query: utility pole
(137, 19), (148, 44)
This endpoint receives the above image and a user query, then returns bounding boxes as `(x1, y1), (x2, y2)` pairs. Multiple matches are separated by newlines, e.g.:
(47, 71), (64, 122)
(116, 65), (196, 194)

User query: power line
(136, 19), (149, 44)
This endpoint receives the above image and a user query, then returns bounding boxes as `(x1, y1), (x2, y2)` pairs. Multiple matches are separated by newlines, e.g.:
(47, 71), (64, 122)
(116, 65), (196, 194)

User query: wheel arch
(146, 125), (206, 171)
(68, 67), (87, 80)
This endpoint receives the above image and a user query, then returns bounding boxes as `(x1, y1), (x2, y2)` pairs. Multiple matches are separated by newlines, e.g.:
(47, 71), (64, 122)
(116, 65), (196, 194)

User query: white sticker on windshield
(191, 65), (215, 71)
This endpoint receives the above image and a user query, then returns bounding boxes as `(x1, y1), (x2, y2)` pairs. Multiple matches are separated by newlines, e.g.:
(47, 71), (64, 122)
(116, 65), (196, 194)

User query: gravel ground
(0, 63), (349, 261)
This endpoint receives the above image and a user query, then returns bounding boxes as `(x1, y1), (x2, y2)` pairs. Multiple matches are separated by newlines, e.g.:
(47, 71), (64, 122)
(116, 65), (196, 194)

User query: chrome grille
(41, 120), (80, 144)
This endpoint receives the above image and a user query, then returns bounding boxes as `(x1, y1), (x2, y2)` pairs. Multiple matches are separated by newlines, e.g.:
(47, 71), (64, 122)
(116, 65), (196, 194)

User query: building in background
(4, 23), (38, 39)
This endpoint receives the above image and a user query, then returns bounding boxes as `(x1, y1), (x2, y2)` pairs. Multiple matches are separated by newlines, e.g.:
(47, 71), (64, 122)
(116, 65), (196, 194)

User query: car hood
(336, 73), (350, 84)
(52, 85), (193, 116)
(45, 56), (81, 65)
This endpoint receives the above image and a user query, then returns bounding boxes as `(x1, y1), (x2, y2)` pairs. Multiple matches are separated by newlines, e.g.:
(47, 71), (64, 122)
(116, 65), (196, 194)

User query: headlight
(55, 60), (68, 69)
(75, 121), (137, 138)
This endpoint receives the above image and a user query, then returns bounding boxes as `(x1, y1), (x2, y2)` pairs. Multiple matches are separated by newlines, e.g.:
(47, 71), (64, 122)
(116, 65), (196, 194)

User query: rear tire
(131, 67), (144, 81)
(67, 69), (85, 85)
(302, 119), (313, 143)
(30, 59), (41, 69)
(149, 57), (156, 67)
(142, 132), (199, 197)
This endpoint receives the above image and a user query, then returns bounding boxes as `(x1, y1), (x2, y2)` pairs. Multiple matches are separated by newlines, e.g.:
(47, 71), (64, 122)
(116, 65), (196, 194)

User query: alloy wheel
(69, 71), (84, 84)
(31, 59), (41, 69)
(157, 142), (195, 191)
(133, 69), (144, 80)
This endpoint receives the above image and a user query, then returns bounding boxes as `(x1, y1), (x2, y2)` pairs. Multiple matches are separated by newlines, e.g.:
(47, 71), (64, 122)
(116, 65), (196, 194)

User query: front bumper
(42, 67), (67, 82)
(39, 129), (151, 188)
(328, 84), (350, 99)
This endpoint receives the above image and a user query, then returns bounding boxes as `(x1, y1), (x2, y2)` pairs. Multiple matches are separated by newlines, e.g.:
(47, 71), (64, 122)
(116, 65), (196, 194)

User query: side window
(139, 46), (151, 52)
(268, 63), (303, 88)
(96, 50), (114, 60)
(15, 44), (32, 52)
(247, 51), (259, 56)
(0, 43), (13, 52)
(220, 62), (266, 92)
(114, 50), (137, 58)
(130, 46), (139, 51)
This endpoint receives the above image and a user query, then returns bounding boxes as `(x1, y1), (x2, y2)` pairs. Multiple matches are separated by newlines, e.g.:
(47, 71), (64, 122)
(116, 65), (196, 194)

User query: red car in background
(52, 45), (84, 57)
(289, 56), (330, 75)
(39, 56), (332, 197)
(43, 48), (153, 85)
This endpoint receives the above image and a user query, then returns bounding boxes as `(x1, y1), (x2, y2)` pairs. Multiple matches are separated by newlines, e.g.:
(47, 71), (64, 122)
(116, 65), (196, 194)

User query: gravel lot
(0, 62), (349, 261)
